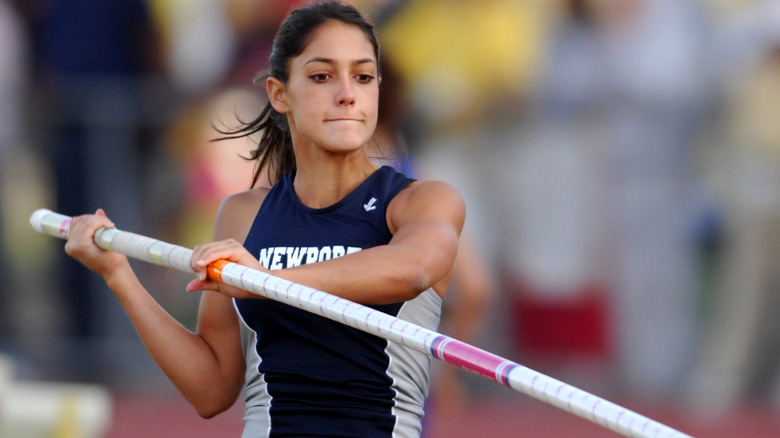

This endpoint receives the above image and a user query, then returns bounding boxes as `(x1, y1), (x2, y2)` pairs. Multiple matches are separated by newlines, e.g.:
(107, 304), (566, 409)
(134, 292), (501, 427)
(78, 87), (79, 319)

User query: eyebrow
(303, 57), (377, 67)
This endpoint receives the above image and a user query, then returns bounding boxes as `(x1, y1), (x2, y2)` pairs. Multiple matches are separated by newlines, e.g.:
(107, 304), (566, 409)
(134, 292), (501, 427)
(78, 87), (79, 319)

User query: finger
(190, 244), (208, 272)
(94, 209), (115, 228)
(193, 244), (239, 269)
(186, 278), (218, 293)
(186, 278), (204, 292)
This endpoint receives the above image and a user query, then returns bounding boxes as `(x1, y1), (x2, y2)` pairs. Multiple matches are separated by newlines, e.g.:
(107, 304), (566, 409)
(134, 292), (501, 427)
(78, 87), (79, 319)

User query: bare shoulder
(403, 179), (461, 198)
(394, 180), (464, 211)
(213, 186), (271, 242)
(388, 180), (465, 234)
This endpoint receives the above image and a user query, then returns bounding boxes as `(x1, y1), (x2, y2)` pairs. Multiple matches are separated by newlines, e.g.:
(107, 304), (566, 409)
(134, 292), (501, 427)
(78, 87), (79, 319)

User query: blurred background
(2, 0), (780, 436)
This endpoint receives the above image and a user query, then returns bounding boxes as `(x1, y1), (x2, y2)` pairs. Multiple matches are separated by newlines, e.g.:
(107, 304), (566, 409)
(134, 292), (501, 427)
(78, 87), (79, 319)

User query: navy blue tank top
(236, 166), (434, 438)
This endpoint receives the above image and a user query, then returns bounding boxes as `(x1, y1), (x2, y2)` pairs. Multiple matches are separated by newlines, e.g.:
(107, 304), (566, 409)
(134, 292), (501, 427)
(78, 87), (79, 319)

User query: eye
(310, 73), (331, 82)
(355, 74), (375, 84)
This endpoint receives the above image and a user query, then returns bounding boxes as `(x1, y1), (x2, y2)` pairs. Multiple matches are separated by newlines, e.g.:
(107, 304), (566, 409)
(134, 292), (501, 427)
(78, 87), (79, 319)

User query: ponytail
(213, 100), (295, 188)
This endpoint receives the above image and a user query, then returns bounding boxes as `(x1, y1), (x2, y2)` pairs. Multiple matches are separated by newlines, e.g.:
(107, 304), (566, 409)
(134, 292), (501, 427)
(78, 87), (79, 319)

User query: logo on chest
(258, 246), (363, 269)
(363, 197), (378, 212)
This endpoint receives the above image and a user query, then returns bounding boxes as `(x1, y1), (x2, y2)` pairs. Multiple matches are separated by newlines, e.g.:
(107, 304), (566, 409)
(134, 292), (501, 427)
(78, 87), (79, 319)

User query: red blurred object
(509, 281), (611, 359)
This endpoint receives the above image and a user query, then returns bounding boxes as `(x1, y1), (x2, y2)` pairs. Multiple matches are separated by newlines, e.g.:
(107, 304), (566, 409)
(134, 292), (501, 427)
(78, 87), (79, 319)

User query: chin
(325, 136), (372, 153)
(327, 144), (368, 155)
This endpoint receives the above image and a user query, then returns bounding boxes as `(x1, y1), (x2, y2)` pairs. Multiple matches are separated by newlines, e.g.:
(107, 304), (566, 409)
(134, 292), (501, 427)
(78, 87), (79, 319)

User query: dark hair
(216, 1), (380, 187)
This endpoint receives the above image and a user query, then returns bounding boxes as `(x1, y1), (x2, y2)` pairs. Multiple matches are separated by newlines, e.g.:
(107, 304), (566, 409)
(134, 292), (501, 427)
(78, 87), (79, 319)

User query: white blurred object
(0, 355), (11, 397)
(164, 0), (236, 95)
(0, 355), (112, 438)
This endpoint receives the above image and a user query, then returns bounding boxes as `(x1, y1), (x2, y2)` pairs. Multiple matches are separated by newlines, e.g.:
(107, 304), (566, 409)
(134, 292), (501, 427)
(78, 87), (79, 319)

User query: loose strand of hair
(211, 101), (294, 189)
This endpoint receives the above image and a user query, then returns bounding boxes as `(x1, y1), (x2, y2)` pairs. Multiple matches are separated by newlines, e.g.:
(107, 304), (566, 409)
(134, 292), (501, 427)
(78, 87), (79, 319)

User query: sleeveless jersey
(235, 166), (442, 438)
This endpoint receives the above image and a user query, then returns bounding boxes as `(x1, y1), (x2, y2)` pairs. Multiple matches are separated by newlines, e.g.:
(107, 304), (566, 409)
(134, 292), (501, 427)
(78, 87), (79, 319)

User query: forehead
(296, 20), (376, 65)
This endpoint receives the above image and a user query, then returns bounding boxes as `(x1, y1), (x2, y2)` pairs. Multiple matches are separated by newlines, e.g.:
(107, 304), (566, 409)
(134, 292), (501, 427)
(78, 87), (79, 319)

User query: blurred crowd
(1, 0), (780, 425)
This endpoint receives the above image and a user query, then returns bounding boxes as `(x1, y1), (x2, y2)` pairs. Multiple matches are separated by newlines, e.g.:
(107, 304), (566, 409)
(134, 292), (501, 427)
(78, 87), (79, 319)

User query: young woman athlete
(63, 2), (465, 437)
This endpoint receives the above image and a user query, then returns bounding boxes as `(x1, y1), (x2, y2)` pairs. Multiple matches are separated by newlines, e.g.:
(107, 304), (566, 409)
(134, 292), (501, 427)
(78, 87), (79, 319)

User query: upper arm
(387, 180), (466, 296)
(195, 188), (269, 394)
(212, 188), (269, 242)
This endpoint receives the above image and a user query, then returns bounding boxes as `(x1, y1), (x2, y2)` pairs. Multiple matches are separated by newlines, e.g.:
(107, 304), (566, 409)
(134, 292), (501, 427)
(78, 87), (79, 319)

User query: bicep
(387, 181), (465, 286)
(389, 180), (465, 247)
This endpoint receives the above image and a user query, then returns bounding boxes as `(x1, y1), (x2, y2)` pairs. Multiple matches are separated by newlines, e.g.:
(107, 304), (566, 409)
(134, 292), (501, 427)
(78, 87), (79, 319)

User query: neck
(293, 153), (378, 209)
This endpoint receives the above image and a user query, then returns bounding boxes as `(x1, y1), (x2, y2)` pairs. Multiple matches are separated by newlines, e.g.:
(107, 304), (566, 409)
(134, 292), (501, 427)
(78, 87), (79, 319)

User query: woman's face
(272, 20), (379, 157)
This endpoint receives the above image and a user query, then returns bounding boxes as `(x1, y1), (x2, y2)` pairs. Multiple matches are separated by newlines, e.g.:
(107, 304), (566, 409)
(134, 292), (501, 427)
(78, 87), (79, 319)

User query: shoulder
(392, 180), (464, 211)
(213, 186), (271, 242)
(387, 180), (465, 234)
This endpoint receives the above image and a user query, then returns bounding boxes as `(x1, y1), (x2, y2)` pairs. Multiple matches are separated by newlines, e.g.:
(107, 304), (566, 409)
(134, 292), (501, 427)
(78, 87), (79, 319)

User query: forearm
(104, 263), (242, 416)
(275, 243), (440, 304)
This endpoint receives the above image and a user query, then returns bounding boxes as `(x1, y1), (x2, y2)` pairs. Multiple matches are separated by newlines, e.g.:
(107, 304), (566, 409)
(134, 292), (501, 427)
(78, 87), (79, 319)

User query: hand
(64, 209), (128, 278)
(187, 239), (266, 299)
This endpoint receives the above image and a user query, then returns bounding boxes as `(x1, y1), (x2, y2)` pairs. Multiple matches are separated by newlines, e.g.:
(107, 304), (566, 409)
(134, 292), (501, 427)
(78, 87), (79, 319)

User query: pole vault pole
(30, 208), (693, 438)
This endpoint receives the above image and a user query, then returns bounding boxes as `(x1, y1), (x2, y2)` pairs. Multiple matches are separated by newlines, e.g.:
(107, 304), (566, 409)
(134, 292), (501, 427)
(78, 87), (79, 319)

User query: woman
(64, 2), (465, 437)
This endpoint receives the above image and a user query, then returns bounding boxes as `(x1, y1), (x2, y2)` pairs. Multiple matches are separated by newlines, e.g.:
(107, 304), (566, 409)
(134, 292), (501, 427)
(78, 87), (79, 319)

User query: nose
(336, 77), (355, 107)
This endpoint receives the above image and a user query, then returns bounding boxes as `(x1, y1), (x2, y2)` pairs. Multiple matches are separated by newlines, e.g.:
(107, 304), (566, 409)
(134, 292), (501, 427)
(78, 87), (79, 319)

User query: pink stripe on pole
(431, 336), (518, 386)
(60, 218), (71, 238)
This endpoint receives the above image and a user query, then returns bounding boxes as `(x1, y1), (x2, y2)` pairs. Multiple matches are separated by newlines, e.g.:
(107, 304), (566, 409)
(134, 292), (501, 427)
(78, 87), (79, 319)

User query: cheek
(291, 88), (327, 117)
(287, 96), (320, 128)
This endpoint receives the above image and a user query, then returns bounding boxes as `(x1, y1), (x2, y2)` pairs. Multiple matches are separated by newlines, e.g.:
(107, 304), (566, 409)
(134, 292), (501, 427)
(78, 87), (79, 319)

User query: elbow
(197, 409), (217, 420)
(197, 409), (221, 420)
(372, 264), (430, 304)
(395, 251), (452, 301)
(403, 264), (436, 298)
(187, 390), (239, 419)
(413, 271), (433, 295)
(194, 401), (232, 419)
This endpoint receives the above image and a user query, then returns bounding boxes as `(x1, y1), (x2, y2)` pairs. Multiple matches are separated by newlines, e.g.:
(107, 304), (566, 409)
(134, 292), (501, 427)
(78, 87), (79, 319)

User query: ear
(266, 77), (289, 114)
